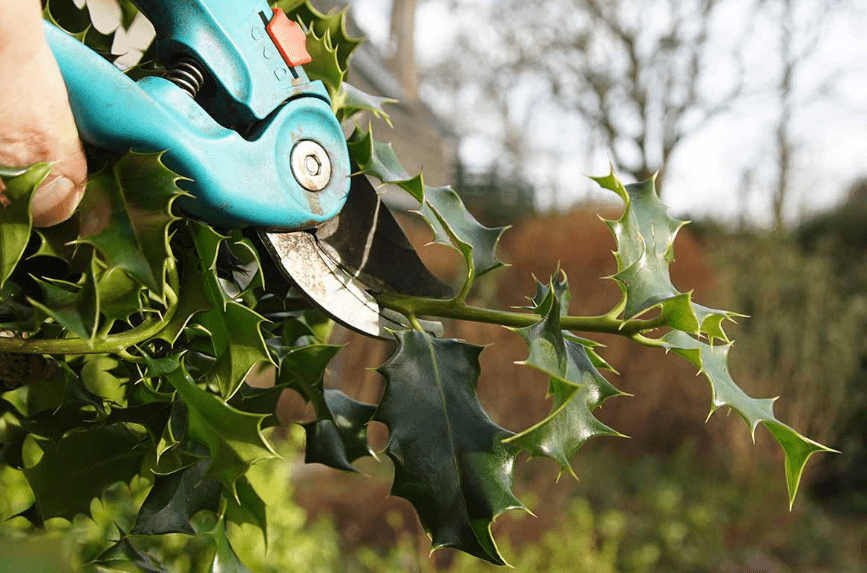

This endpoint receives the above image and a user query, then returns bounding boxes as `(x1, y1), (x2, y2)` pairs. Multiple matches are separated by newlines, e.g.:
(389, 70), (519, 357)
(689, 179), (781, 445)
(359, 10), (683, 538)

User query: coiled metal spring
(165, 57), (206, 98)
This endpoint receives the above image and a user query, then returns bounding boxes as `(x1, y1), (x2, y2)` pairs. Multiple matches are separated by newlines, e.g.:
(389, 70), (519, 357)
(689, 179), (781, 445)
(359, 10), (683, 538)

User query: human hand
(0, 0), (86, 227)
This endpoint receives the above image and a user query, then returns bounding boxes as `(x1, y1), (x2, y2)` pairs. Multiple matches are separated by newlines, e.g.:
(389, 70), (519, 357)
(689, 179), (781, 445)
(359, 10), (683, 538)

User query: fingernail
(32, 176), (79, 227)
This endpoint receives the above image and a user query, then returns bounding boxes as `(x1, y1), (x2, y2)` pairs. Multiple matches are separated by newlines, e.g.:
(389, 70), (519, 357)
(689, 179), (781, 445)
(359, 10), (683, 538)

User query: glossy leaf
(77, 152), (184, 294)
(207, 519), (254, 573)
(375, 330), (524, 565)
(506, 283), (626, 476)
(29, 259), (100, 343)
(0, 164), (49, 288)
(592, 168), (737, 341)
(224, 476), (268, 546)
(22, 425), (146, 522)
(198, 302), (273, 400)
(333, 83), (396, 125)
(276, 343), (342, 419)
(660, 330), (836, 507)
(132, 457), (221, 535)
(303, 389), (376, 472)
(164, 365), (276, 497)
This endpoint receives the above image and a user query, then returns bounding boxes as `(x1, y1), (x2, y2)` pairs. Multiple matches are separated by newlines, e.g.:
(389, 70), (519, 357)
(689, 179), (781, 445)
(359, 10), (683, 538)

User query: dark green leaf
(507, 284), (625, 476)
(22, 425), (146, 521)
(77, 152), (184, 294)
(347, 126), (425, 200)
(207, 519), (253, 573)
(0, 163), (49, 288)
(417, 185), (508, 281)
(154, 247), (212, 345)
(164, 365), (276, 497)
(198, 303), (272, 400)
(97, 267), (143, 322)
(659, 330), (836, 507)
(224, 476), (268, 546)
(303, 389), (376, 472)
(333, 83), (396, 125)
(132, 458), (221, 535)
(31, 215), (79, 263)
(277, 344), (342, 419)
(29, 258), (100, 343)
(91, 526), (170, 573)
(281, 0), (362, 71)
(592, 168), (737, 341)
(375, 330), (524, 565)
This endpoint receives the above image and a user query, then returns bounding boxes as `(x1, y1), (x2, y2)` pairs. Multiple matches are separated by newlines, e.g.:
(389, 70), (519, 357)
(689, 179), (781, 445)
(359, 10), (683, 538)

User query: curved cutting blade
(258, 172), (452, 339)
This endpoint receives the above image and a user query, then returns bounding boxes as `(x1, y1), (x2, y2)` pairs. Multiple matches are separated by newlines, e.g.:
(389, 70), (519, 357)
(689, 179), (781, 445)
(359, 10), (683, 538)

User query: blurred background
(3, 0), (867, 571)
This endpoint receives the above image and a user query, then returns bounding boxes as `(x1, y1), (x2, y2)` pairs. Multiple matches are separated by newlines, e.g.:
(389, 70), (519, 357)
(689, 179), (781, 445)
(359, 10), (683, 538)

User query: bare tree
(423, 0), (750, 196)
(770, 0), (836, 230)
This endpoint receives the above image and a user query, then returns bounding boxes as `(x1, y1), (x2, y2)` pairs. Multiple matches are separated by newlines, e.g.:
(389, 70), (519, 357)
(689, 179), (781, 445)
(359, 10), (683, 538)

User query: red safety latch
(267, 8), (312, 67)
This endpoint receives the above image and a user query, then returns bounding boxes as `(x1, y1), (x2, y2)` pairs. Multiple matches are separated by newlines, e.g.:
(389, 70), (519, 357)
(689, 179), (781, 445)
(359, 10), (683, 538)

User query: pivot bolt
(290, 140), (331, 192)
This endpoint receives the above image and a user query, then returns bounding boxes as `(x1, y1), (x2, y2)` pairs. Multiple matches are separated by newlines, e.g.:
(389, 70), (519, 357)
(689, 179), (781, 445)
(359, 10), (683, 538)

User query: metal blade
(257, 172), (451, 339)
(314, 172), (454, 299)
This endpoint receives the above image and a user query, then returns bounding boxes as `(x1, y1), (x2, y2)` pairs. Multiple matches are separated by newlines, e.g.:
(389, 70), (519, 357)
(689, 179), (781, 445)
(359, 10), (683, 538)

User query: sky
(85, 0), (867, 226)
(352, 0), (867, 226)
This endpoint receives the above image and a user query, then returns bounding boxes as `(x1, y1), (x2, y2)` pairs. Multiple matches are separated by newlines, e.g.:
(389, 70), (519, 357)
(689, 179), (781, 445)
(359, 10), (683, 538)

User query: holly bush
(0, 1), (834, 570)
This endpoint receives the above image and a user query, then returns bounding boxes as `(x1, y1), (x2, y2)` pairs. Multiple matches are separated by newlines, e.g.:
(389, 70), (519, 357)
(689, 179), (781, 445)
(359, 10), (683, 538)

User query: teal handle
(43, 21), (350, 230)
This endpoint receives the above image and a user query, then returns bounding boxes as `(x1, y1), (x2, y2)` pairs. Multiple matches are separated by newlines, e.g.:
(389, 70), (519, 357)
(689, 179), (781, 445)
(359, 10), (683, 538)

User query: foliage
(0, 1), (834, 570)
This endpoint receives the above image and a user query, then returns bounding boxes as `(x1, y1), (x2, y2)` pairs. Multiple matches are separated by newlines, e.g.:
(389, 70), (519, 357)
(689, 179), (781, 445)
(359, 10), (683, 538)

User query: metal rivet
(291, 141), (331, 192)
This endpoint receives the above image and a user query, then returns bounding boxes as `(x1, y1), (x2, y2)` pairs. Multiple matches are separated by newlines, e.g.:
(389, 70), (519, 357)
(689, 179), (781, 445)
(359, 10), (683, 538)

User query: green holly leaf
(154, 247), (212, 345)
(592, 167), (737, 341)
(31, 215), (79, 262)
(303, 389), (376, 472)
(506, 283), (626, 477)
(301, 26), (344, 98)
(102, 402), (172, 443)
(347, 125), (507, 287)
(198, 302), (273, 400)
(164, 365), (277, 497)
(132, 457), (221, 535)
(347, 125), (425, 200)
(97, 267), (143, 323)
(333, 83), (396, 125)
(77, 152), (184, 294)
(375, 330), (524, 565)
(22, 425), (146, 522)
(29, 258), (100, 343)
(280, 0), (362, 69)
(91, 525), (171, 573)
(0, 164), (50, 289)
(224, 476), (268, 546)
(417, 185), (509, 282)
(276, 344), (342, 419)
(207, 519), (254, 573)
(660, 330), (836, 507)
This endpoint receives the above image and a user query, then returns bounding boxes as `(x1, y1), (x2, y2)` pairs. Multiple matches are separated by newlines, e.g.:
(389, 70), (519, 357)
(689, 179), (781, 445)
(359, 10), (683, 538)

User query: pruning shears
(43, 0), (451, 338)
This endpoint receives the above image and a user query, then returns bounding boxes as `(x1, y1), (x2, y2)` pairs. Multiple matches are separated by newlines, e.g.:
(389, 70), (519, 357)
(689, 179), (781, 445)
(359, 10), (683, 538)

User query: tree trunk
(389, 0), (419, 101)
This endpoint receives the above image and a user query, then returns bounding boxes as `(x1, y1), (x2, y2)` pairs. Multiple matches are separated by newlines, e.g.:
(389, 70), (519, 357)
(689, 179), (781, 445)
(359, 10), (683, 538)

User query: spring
(165, 57), (206, 98)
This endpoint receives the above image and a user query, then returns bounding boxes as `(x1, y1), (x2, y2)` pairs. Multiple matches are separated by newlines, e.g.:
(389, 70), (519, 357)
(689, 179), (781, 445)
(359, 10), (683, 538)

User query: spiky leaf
(207, 519), (254, 573)
(375, 330), (524, 565)
(22, 425), (146, 522)
(164, 365), (276, 497)
(506, 283), (625, 476)
(333, 83), (396, 125)
(592, 168), (736, 341)
(303, 389), (376, 472)
(660, 330), (835, 507)
(0, 164), (49, 288)
(77, 152), (184, 294)
(132, 457), (221, 535)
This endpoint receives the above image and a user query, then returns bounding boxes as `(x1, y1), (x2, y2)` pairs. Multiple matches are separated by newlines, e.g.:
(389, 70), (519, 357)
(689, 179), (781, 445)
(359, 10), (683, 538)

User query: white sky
(353, 0), (867, 226)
